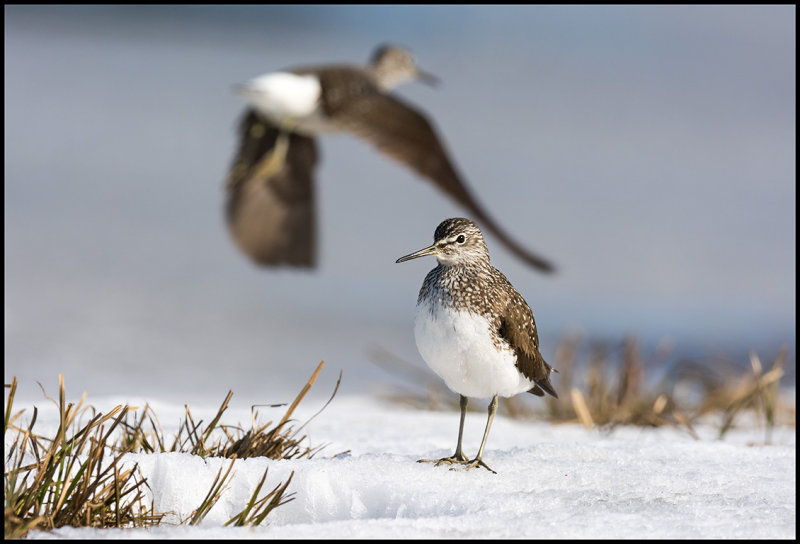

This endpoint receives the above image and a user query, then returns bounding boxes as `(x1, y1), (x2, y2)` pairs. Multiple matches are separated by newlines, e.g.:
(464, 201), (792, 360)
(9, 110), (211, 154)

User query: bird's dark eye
(456, 234), (466, 244)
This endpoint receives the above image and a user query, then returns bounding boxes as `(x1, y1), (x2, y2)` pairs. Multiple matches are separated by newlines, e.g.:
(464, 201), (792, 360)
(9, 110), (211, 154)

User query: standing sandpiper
(226, 45), (555, 272)
(396, 217), (557, 474)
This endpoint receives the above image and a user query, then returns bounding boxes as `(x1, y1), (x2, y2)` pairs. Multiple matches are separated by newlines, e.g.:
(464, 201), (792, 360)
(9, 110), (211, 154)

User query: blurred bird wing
(325, 88), (556, 273)
(225, 110), (318, 267)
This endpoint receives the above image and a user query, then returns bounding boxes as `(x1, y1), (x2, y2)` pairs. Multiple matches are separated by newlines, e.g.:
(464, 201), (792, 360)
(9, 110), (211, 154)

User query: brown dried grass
(4, 360), (339, 538)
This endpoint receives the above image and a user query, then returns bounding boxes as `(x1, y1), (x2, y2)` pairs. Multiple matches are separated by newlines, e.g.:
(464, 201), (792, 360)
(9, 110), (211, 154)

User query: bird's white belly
(413, 306), (533, 399)
(238, 71), (338, 135)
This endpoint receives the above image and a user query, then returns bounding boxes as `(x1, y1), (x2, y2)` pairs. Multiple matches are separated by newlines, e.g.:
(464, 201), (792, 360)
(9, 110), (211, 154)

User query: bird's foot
(417, 452), (469, 467)
(254, 127), (292, 181)
(255, 146), (286, 181)
(464, 457), (497, 474)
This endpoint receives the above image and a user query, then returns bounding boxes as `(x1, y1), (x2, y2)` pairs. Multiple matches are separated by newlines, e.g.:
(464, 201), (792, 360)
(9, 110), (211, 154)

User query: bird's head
(396, 217), (490, 267)
(369, 44), (439, 90)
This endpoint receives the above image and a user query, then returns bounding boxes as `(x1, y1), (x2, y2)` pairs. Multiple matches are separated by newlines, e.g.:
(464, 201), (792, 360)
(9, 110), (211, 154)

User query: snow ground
(14, 394), (796, 540)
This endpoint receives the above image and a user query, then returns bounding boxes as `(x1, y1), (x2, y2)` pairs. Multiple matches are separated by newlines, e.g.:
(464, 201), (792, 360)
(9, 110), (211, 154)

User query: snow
(16, 394), (796, 539)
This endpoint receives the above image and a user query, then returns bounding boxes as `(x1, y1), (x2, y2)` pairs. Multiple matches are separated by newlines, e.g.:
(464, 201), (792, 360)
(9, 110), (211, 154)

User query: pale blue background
(5, 6), (795, 402)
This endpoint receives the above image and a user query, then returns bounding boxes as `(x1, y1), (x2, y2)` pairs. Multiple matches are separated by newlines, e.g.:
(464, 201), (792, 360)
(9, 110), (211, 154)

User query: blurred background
(5, 6), (796, 405)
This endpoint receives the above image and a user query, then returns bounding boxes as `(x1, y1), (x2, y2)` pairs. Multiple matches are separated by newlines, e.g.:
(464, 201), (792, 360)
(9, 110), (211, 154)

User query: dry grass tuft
(4, 376), (162, 538)
(4, 360), (340, 539)
(225, 468), (295, 527)
(221, 362), (343, 460)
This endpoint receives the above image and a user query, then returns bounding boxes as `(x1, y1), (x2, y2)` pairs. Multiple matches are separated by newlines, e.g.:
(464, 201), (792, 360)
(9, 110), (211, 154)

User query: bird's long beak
(396, 243), (439, 263)
(415, 68), (440, 87)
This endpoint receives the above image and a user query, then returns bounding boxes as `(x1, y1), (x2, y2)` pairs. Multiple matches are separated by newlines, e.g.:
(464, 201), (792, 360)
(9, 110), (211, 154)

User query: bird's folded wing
(225, 110), (318, 267)
(497, 291), (558, 398)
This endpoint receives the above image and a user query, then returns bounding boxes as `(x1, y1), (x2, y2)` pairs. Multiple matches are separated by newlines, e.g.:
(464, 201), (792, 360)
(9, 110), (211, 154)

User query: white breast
(413, 305), (534, 399)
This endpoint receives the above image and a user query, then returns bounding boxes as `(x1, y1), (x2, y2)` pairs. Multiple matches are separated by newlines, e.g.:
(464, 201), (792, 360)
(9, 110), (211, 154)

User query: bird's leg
(254, 117), (298, 181)
(418, 394), (470, 466)
(464, 395), (498, 474)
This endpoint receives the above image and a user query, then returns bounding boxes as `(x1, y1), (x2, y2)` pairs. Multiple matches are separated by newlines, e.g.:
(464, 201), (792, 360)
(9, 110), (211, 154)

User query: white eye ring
(456, 234), (466, 244)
